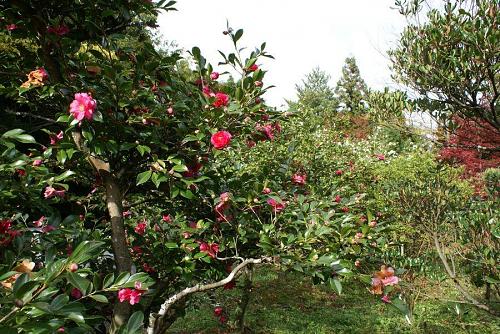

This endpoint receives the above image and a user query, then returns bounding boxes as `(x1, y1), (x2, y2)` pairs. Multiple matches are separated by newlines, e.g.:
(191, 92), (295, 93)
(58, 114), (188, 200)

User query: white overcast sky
(157, 0), (409, 107)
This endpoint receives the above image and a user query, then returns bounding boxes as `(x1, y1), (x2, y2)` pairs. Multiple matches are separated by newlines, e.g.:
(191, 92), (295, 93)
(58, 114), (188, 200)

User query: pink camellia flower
(214, 306), (223, 317)
(267, 198), (285, 213)
(202, 85), (215, 97)
(33, 159), (43, 166)
(69, 93), (97, 122)
(255, 80), (263, 87)
(182, 232), (192, 239)
(33, 216), (45, 227)
(213, 92), (229, 108)
(44, 186), (65, 199)
(122, 210), (132, 218)
(381, 275), (399, 286)
(262, 187), (271, 194)
(162, 214), (172, 223)
(369, 220), (377, 228)
(220, 192), (230, 202)
(355, 232), (363, 239)
(375, 154), (386, 161)
(134, 221), (147, 235)
(247, 64), (258, 72)
(355, 260), (361, 267)
(211, 131), (232, 150)
(210, 72), (219, 80)
(50, 131), (64, 145)
(128, 289), (143, 305)
(118, 288), (132, 302)
(381, 295), (391, 303)
(47, 24), (70, 36)
(291, 173), (307, 185)
(6, 24), (17, 31)
(334, 195), (342, 203)
(57, 327), (65, 333)
(167, 107), (174, 115)
(70, 288), (82, 299)
(335, 169), (343, 176)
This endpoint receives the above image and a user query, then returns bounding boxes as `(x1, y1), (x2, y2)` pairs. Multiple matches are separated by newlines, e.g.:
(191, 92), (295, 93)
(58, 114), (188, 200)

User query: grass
(167, 268), (500, 334)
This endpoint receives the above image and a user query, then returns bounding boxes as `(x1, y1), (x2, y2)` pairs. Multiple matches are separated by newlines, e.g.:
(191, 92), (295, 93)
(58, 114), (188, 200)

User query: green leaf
(136, 145), (151, 156)
(50, 294), (69, 311)
(67, 241), (105, 265)
(0, 271), (17, 281)
(54, 170), (75, 182)
(89, 294), (108, 303)
(233, 29), (243, 43)
(67, 272), (91, 294)
(124, 311), (144, 334)
(136, 170), (152, 185)
(329, 277), (342, 295)
(103, 273), (115, 288)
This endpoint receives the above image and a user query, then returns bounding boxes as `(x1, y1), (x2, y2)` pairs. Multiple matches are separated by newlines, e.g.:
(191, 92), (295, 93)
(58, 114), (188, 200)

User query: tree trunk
(104, 172), (133, 333)
(235, 266), (253, 333)
(71, 131), (133, 332)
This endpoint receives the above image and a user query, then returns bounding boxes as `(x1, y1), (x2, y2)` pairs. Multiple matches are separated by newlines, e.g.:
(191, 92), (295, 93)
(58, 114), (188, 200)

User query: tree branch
(147, 257), (272, 334)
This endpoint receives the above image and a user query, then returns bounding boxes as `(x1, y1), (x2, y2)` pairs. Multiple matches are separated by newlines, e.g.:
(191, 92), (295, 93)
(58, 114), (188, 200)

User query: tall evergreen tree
(334, 57), (368, 114)
(293, 67), (337, 113)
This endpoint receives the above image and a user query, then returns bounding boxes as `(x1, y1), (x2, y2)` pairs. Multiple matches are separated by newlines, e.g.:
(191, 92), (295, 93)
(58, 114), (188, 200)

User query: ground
(167, 268), (500, 334)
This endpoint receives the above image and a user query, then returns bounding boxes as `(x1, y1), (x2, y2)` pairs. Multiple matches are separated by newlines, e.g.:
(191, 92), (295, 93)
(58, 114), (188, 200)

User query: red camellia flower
(134, 221), (147, 235)
(47, 24), (70, 36)
(213, 92), (229, 108)
(291, 173), (307, 185)
(267, 198), (285, 213)
(70, 288), (82, 299)
(334, 195), (342, 203)
(118, 284), (146, 305)
(210, 72), (219, 80)
(211, 131), (232, 150)
(199, 242), (219, 258)
(214, 306), (223, 317)
(335, 169), (343, 176)
(224, 280), (236, 290)
(6, 24), (17, 31)
(162, 214), (172, 223)
(342, 207), (349, 213)
(248, 64), (258, 72)
(375, 154), (385, 161)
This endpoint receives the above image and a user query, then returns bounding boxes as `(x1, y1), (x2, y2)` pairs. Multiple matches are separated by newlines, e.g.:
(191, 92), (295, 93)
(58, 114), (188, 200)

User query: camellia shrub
(0, 1), (401, 333)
